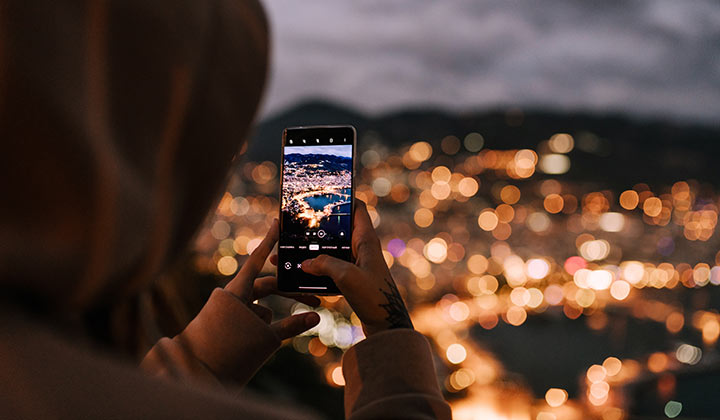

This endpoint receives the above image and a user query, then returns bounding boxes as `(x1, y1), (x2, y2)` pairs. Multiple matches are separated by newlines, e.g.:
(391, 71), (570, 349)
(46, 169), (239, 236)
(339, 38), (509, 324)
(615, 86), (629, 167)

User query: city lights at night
(194, 125), (720, 420)
(281, 146), (352, 229)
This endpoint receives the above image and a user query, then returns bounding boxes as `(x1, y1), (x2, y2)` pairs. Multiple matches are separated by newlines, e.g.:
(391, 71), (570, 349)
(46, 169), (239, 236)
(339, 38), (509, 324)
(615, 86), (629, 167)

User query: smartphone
(277, 125), (356, 294)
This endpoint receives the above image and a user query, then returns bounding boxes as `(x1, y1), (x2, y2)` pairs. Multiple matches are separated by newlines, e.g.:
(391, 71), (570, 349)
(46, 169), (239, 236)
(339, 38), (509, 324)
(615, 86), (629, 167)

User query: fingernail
(306, 312), (320, 327)
(301, 259), (313, 268)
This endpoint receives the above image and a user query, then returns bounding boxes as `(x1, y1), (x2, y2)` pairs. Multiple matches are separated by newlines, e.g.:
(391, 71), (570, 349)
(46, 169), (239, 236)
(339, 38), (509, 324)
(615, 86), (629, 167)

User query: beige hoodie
(0, 0), (451, 418)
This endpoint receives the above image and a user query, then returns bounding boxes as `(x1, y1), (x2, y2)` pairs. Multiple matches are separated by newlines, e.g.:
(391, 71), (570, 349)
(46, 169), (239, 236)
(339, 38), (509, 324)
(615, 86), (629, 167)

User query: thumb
(301, 254), (359, 286)
(270, 312), (320, 341)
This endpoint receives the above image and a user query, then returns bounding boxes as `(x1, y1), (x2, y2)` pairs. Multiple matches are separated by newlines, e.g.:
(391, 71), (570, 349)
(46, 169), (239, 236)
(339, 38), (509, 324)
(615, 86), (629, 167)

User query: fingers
(249, 303), (272, 324)
(271, 312), (320, 341)
(225, 219), (279, 299)
(353, 199), (374, 234)
(352, 200), (383, 265)
(301, 254), (360, 289)
(252, 276), (321, 306)
(291, 295), (322, 306)
(269, 254), (278, 266)
(239, 218), (279, 278)
(252, 276), (280, 300)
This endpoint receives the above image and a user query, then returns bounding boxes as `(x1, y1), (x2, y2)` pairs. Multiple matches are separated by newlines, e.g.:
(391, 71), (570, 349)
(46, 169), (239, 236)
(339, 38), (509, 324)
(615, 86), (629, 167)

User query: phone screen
(277, 126), (356, 294)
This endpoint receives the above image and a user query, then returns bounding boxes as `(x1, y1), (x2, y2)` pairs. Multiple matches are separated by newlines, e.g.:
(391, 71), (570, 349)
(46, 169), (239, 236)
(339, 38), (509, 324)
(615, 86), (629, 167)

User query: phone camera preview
(278, 126), (354, 294)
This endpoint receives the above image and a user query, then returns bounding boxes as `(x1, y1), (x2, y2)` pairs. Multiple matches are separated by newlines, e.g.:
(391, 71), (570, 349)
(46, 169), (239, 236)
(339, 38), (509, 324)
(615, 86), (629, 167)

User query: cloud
(260, 0), (720, 123)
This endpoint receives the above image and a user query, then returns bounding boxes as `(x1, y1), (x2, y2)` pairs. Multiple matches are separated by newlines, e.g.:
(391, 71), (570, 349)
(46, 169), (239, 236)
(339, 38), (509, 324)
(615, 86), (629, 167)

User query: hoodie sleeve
(342, 329), (452, 420)
(141, 288), (280, 387)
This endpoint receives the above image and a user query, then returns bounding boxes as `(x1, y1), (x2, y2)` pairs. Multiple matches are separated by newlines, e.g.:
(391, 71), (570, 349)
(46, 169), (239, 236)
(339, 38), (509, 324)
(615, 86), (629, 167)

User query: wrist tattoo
(378, 278), (414, 330)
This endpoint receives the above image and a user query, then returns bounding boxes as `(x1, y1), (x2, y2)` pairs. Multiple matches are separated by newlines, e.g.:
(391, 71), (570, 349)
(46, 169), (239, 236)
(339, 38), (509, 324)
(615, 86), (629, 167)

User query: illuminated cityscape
(195, 121), (719, 420)
(281, 151), (352, 228)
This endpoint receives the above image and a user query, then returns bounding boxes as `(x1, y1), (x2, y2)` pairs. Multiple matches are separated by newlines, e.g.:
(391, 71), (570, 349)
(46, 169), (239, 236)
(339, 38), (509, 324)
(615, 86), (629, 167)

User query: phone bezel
(277, 125), (357, 295)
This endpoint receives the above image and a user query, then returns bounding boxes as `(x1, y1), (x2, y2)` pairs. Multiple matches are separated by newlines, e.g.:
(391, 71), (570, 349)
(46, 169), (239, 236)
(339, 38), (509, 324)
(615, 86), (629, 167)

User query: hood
(0, 0), (269, 316)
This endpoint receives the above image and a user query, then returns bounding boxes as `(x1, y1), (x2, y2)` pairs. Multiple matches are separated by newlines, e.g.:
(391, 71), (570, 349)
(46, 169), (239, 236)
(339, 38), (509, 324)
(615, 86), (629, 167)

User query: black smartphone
(277, 125), (356, 294)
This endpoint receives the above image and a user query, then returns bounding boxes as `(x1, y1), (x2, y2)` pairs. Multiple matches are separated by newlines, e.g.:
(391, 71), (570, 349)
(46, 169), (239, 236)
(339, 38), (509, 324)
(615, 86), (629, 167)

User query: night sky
(261, 0), (720, 123)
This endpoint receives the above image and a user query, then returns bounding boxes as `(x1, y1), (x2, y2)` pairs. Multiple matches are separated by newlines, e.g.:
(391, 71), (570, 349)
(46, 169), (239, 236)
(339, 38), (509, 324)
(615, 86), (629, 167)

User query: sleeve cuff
(342, 329), (446, 417)
(174, 288), (280, 386)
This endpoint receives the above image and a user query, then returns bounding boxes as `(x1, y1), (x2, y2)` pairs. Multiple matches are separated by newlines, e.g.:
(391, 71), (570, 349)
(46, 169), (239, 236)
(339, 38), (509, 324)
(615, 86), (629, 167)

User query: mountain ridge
(283, 153), (352, 173)
(247, 100), (720, 189)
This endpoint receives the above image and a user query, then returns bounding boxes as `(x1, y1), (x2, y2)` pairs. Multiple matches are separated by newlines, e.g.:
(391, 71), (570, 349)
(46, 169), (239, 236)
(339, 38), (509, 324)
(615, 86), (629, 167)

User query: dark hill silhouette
(284, 153), (352, 172)
(247, 99), (720, 189)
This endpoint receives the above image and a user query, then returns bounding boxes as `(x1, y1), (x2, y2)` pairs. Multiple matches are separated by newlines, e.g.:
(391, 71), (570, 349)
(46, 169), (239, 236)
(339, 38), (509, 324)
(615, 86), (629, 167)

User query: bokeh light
(197, 120), (720, 420)
(545, 388), (568, 407)
(447, 343), (468, 364)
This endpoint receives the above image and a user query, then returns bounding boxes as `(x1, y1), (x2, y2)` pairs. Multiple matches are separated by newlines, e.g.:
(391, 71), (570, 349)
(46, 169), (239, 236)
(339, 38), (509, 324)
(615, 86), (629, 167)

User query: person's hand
(300, 200), (414, 337)
(224, 219), (320, 340)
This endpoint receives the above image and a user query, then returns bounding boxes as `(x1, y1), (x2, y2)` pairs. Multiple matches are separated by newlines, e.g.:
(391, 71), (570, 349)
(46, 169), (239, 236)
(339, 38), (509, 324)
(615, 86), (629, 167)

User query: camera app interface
(279, 129), (353, 291)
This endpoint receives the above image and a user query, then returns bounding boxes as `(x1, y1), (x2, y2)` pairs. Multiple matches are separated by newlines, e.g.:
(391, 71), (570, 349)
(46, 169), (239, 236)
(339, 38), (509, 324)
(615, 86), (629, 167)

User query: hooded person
(0, 1), (452, 419)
